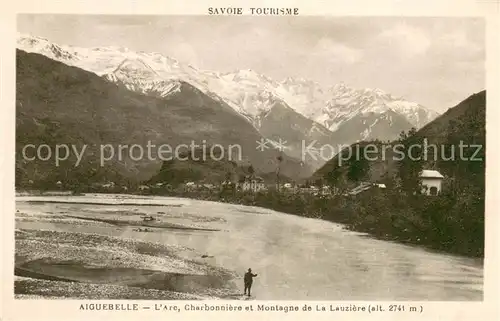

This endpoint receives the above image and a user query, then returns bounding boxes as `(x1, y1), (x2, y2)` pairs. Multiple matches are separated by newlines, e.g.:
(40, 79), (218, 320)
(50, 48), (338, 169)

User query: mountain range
(310, 90), (485, 257)
(16, 49), (312, 187)
(313, 90), (486, 188)
(17, 33), (440, 170)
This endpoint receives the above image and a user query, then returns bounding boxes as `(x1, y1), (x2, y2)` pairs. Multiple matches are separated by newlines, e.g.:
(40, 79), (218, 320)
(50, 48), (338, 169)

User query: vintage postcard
(1, 0), (499, 320)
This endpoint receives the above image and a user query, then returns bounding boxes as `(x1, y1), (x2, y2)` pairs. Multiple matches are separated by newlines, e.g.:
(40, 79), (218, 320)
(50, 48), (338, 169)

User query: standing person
(244, 268), (258, 297)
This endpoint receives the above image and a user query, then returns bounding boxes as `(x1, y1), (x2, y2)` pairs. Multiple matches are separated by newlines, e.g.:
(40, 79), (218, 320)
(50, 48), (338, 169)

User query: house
(329, 186), (341, 195)
(320, 186), (332, 196)
(185, 182), (196, 190)
(297, 186), (319, 194)
(220, 180), (235, 191)
(419, 170), (444, 196)
(346, 182), (387, 196)
(102, 182), (115, 189)
(348, 182), (373, 196)
(298, 187), (310, 194)
(202, 183), (216, 190)
(241, 176), (266, 193)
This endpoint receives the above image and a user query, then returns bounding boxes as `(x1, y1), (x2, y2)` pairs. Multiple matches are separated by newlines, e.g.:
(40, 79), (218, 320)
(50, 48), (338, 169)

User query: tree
(275, 154), (283, 191)
(314, 178), (324, 187)
(160, 159), (174, 171)
(347, 158), (369, 182)
(248, 164), (255, 178)
(438, 109), (485, 194)
(345, 144), (369, 183)
(396, 128), (424, 194)
(325, 167), (342, 186)
(15, 166), (24, 187)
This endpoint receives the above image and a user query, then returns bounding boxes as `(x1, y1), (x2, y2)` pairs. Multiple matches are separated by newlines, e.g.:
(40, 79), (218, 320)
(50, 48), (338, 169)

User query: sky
(18, 15), (485, 112)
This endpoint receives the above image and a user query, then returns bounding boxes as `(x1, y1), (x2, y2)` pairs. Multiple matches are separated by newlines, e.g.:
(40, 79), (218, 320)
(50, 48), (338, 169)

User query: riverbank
(15, 194), (483, 300)
(15, 187), (485, 258)
(14, 213), (239, 299)
(138, 187), (484, 259)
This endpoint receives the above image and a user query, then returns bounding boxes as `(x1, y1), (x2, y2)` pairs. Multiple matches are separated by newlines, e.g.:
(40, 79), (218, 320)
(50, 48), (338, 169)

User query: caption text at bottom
(79, 303), (424, 314)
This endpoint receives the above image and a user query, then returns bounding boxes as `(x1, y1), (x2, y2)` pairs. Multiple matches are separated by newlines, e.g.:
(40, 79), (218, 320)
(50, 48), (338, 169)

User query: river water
(16, 193), (483, 300)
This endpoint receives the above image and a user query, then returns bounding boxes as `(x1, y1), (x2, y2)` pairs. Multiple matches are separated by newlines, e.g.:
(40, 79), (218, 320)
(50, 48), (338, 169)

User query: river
(15, 193), (483, 300)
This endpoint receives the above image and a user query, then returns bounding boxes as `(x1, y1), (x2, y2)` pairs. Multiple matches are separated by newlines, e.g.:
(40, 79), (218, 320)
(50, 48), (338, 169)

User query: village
(38, 169), (445, 198)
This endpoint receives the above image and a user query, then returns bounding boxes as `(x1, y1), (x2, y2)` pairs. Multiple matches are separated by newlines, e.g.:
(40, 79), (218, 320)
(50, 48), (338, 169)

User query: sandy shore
(15, 197), (241, 300)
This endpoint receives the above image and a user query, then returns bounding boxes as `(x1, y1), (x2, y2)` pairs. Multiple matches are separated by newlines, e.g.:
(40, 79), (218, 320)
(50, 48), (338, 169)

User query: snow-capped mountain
(17, 35), (79, 62)
(208, 69), (292, 127)
(17, 33), (437, 128)
(16, 33), (439, 169)
(275, 77), (330, 120)
(16, 49), (314, 183)
(102, 58), (182, 98)
(318, 82), (439, 131)
(17, 33), (206, 90)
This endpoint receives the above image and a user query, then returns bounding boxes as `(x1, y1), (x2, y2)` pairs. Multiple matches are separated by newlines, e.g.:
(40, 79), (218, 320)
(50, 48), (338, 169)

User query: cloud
(312, 38), (362, 64)
(442, 30), (468, 48)
(438, 30), (484, 61)
(170, 43), (199, 66)
(377, 23), (431, 57)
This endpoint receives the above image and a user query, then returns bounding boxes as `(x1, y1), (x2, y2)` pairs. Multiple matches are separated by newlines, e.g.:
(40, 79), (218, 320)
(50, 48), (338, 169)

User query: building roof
(419, 170), (444, 179)
(242, 175), (264, 183)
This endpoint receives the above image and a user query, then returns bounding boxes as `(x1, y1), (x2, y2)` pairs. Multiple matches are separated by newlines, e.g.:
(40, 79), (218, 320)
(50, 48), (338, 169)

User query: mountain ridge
(17, 33), (440, 170)
(312, 90), (486, 187)
(15, 49), (311, 187)
(16, 33), (438, 129)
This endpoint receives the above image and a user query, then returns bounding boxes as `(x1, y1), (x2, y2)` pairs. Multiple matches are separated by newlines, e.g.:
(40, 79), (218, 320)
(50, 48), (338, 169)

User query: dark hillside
(16, 50), (309, 189)
(308, 91), (486, 257)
